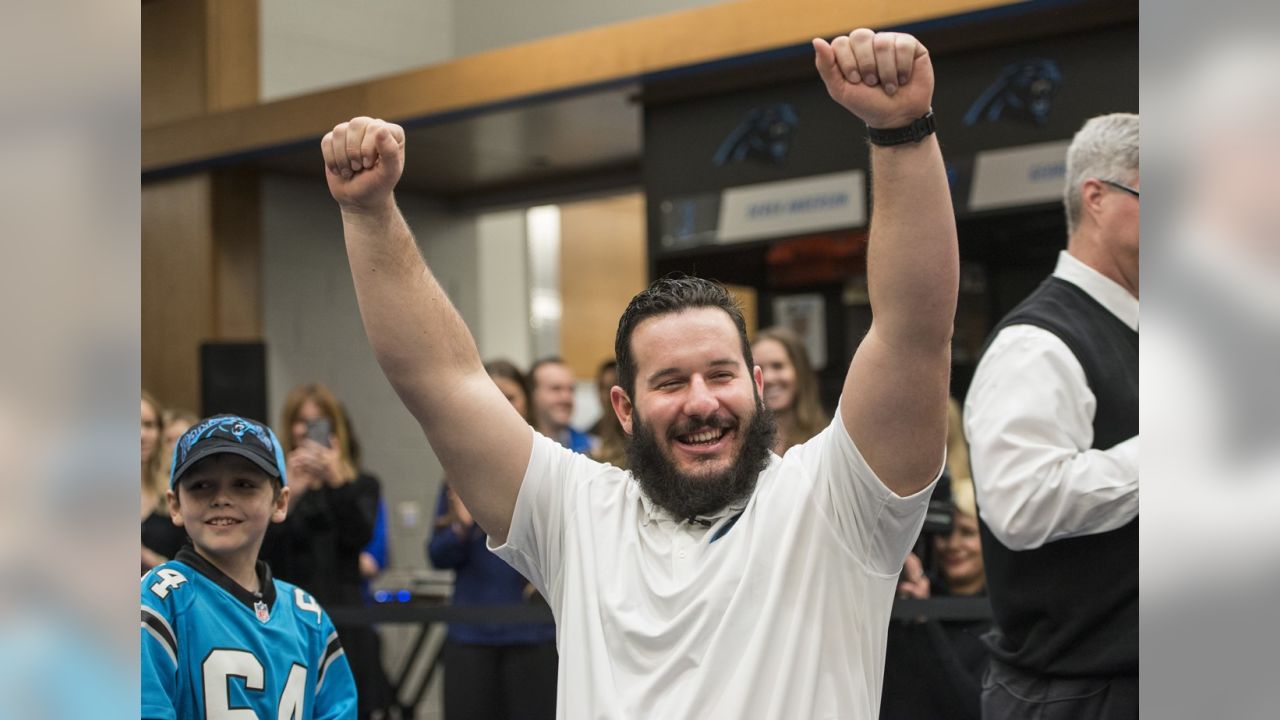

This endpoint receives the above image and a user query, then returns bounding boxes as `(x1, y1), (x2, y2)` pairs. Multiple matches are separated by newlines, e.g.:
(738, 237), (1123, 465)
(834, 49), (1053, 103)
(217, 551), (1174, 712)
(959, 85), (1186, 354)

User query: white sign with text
(718, 170), (866, 244)
(969, 140), (1071, 212)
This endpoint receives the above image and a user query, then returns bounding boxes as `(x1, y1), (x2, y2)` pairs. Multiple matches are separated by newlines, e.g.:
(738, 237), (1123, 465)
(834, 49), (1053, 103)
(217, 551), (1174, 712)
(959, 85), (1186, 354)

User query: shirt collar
(1053, 250), (1139, 330)
(175, 544), (277, 610)
(628, 475), (751, 528)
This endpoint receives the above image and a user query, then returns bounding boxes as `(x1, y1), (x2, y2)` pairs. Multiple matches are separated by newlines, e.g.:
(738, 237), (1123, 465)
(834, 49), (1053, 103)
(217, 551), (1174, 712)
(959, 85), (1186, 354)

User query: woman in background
(140, 391), (185, 572)
(752, 326), (827, 455)
(589, 359), (628, 469)
(158, 407), (197, 485)
(262, 382), (388, 719)
(429, 359), (557, 720)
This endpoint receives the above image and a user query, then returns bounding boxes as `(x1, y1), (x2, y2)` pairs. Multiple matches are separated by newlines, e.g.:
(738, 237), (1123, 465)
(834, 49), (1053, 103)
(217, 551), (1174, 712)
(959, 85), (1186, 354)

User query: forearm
(972, 435), (1139, 550)
(341, 199), (486, 421)
(866, 136), (959, 348)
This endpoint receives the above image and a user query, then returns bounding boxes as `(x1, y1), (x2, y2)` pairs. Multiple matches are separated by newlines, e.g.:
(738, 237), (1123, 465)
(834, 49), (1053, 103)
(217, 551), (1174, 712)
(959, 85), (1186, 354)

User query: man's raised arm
(813, 30), (959, 496)
(321, 117), (530, 542)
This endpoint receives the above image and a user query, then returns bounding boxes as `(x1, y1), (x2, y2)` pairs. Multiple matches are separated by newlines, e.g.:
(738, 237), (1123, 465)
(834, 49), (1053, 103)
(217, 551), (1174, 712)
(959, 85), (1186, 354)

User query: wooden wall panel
(211, 168), (263, 339)
(143, 1), (263, 411)
(205, 0), (260, 112)
(142, 0), (259, 126)
(142, 175), (215, 412)
(559, 193), (647, 379)
(142, 0), (208, 126)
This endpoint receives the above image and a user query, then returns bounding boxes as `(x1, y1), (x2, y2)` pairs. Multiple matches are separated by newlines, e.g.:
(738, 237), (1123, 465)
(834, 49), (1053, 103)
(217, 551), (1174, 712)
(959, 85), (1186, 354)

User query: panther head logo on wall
(963, 59), (1062, 127)
(713, 103), (799, 166)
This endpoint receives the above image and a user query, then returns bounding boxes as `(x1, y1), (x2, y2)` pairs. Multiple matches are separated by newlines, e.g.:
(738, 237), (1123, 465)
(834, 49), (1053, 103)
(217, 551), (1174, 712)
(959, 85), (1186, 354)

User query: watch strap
(867, 110), (936, 147)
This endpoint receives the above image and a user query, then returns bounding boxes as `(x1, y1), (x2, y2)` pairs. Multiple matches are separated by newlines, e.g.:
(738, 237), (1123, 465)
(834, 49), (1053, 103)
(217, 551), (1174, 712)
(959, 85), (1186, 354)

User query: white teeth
(686, 430), (722, 444)
(208, 518), (237, 526)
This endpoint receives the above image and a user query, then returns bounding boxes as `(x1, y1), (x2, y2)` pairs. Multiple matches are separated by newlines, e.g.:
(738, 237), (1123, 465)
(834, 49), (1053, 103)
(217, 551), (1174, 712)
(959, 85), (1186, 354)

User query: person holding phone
(261, 382), (389, 719)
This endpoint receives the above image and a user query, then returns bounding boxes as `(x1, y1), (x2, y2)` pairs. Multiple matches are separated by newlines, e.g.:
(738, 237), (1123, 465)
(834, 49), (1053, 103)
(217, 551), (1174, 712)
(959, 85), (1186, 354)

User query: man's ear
(753, 365), (765, 399)
(1081, 177), (1107, 224)
(610, 386), (635, 436)
(167, 489), (183, 527)
(272, 486), (290, 523)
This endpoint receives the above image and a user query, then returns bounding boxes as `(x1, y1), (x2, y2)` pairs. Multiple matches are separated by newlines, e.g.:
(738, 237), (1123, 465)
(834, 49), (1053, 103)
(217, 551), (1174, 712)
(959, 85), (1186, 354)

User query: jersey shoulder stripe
(141, 605), (178, 667)
(316, 631), (346, 692)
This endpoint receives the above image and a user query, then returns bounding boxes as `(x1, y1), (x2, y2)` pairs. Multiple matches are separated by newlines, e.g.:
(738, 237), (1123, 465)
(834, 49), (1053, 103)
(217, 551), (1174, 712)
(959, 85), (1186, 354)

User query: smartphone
(304, 418), (332, 448)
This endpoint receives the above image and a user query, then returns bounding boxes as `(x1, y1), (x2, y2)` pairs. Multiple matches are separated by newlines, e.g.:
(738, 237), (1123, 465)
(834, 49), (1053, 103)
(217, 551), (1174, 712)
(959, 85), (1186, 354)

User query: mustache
(668, 413), (737, 438)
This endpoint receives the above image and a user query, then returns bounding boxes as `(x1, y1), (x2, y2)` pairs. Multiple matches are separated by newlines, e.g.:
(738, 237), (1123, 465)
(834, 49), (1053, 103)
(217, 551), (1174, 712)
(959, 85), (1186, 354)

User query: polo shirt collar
(628, 475), (750, 527)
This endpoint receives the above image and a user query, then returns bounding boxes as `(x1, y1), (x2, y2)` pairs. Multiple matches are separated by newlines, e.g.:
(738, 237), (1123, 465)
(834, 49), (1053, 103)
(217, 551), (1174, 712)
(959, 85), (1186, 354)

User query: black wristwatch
(866, 110), (936, 147)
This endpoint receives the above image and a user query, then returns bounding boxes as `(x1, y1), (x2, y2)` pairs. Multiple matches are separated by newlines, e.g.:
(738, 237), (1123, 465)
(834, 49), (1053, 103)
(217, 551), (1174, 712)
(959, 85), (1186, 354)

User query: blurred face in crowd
(532, 362), (576, 431)
(493, 375), (529, 420)
(163, 417), (193, 459)
(141, 398), (160, 465)
(752, 337), (797, 414)
(597, 365), (618, 417)
(934, 511), (984, 594)
(290, 398), (330, 447)
(169, 455), (287, 565)
(616, 308), (775, 519)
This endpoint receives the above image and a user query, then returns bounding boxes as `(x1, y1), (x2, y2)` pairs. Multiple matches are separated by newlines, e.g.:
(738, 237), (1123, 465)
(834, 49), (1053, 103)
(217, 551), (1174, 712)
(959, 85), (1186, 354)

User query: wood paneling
(142, 0), (208, 126)
(211, 168), (263, 339)
(142, 175), (215, 412)
(143, 0), (1024, 170)
(206, 0), (260, 112)
(142, 0), (259, 126)
(143, 0), (263, 410)
(559, 193), (647, 379)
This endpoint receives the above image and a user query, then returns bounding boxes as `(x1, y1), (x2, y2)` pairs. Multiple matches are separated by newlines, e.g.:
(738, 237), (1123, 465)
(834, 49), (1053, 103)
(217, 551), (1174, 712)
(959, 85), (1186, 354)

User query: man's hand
(813, 29), (933, 129)
(447, 487), (475, 530)
(321, 117), (406, 212)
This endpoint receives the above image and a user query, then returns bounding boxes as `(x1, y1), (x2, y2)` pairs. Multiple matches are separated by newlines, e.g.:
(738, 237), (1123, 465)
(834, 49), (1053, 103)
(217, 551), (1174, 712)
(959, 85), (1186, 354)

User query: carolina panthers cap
(169, 414), (288, 488)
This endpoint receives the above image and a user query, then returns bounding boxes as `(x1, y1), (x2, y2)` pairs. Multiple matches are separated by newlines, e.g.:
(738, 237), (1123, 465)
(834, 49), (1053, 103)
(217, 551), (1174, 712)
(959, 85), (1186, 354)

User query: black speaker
(200, 341), (268, 424)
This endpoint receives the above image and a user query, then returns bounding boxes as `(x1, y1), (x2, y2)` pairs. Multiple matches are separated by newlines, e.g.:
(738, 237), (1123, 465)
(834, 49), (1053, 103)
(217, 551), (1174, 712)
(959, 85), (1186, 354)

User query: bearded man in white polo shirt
(322, 27), (957, 720)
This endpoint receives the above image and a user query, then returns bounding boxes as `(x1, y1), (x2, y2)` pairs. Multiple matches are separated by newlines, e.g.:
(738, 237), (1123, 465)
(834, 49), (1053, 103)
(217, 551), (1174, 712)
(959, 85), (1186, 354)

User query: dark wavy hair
(614, 274), (753, 399)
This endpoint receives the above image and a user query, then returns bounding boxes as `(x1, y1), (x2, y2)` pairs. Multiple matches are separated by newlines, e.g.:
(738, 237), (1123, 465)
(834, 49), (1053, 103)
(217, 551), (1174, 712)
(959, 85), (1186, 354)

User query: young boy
(141, 414), (358, 719)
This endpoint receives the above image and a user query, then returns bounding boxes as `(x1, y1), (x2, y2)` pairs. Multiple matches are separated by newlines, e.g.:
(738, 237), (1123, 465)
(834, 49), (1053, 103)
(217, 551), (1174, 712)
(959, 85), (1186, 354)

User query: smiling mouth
(680, 428), (726, 445)
(206, 518), (241, 526)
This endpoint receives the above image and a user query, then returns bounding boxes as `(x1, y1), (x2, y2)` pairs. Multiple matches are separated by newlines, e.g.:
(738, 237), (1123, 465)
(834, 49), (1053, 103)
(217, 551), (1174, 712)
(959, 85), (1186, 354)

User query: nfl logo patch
(255, 601), (270, 623)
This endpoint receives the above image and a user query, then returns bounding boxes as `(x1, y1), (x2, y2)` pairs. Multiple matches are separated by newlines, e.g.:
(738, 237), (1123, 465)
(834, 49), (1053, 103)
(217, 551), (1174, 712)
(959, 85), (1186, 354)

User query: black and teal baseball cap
(169, 414), (288, 488)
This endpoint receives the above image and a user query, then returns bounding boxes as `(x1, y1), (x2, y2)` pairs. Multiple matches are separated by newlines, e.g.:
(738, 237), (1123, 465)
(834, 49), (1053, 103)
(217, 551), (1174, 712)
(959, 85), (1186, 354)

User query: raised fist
(321, 117), (406, 211)
(813, 29), (934, 130)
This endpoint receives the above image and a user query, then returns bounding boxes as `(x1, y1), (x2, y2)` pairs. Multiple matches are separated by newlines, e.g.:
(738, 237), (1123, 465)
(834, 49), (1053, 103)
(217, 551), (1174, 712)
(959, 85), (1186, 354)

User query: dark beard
(625, 398), (777, 521)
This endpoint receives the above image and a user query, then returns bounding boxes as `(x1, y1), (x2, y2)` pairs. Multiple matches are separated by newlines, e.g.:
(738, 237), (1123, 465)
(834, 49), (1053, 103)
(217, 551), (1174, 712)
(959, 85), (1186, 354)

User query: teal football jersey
(141, 547), (357, 719)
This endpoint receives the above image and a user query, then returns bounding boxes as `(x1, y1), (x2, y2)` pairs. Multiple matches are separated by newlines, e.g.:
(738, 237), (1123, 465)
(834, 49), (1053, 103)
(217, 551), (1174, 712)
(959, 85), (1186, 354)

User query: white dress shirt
(964, 251), (1139, 551)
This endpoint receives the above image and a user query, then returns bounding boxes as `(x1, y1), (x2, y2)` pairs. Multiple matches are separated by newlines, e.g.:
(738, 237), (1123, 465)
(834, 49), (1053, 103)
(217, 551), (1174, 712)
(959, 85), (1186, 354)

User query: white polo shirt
(491, 411), (936, 719)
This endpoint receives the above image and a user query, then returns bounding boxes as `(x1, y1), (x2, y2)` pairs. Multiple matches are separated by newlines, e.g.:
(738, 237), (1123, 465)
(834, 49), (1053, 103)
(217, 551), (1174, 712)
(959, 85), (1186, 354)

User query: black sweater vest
(975, 276), (1138, 677)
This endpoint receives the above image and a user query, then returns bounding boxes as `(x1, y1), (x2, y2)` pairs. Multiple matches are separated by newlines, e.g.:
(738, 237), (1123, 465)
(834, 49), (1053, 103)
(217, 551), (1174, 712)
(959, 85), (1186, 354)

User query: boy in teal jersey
(140, 414), (357, 719)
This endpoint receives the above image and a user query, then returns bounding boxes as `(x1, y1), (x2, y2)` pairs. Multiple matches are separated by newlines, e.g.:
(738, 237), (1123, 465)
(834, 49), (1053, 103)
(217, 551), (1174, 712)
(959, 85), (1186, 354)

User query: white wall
(260, 0), (454, 102)
(260, 0), (724, 100)
(452, 0), (724, 57)
(475, 210), (532, 366)
(261, 173), (480, 570)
